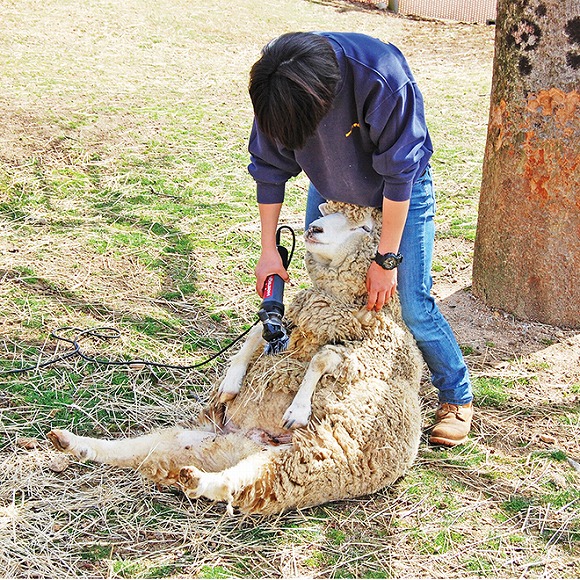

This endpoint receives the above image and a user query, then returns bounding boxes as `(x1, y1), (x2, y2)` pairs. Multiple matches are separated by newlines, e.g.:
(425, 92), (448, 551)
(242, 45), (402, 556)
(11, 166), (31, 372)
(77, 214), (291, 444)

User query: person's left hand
(366, 261), (397, 311)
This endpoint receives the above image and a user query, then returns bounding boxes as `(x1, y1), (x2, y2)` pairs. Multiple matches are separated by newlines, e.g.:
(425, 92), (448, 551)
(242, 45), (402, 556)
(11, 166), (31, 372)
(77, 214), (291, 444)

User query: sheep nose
(307, 225), (324, 236)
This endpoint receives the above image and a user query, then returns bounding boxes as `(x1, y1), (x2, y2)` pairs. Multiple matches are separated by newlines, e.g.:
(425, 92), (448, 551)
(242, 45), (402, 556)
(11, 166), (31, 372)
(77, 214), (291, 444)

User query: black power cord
(275, 224), (296, 266)
(1, 226), (297, 377)
(0, 322), (259, 376)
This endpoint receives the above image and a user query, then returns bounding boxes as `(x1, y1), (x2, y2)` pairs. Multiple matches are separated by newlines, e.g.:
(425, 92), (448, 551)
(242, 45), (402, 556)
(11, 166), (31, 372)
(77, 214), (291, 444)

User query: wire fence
(364, 0), (497, 24)
(400, 0), (496, 23)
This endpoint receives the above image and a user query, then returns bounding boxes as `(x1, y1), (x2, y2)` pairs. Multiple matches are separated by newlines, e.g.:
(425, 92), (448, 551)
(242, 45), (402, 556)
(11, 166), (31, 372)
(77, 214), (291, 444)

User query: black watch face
(384, 257), (397, 269)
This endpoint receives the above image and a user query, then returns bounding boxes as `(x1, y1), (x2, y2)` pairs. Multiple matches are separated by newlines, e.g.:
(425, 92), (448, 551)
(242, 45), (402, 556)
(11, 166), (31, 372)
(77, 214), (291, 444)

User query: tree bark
(472, 0), (580, 328)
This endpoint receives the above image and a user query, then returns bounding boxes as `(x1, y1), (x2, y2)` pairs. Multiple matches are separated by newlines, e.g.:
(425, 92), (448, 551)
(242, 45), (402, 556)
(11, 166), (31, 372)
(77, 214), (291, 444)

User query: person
(247, 32), (473, 446)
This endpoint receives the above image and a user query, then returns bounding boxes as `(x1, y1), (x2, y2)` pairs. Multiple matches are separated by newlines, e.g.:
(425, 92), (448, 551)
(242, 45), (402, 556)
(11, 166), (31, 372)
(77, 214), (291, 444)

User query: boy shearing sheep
(249, 32), (473, 446)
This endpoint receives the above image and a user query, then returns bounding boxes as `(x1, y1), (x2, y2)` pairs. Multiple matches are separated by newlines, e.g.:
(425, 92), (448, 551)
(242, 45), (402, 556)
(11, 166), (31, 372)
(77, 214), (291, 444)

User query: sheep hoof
(218, 390), (238, 403)
(47, 429), (71, 452)
(47, 429), (93, 461)
(282, 405), (311, 430)
(178, 465), (203, 494)
(218, 368), (245, 403)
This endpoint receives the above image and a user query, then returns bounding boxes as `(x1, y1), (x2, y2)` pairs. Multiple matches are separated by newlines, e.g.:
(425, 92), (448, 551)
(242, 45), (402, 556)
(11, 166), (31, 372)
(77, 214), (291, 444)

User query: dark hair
(249, 32), (341, 150)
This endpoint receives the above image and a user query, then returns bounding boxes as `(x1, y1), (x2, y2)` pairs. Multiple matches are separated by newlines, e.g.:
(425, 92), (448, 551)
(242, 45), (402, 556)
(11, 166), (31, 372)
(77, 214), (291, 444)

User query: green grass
(460, 344), (475, 356)
(412, 527), (466, 555)
(81, 544), (113, 562)
(472, 376), (511, 407)
(198, 565), (235, 579)
(502, 496), (532, 515)
(464, 555), (494, 576)
(531, 449), (569, 462)
(0, 369), (188, 440)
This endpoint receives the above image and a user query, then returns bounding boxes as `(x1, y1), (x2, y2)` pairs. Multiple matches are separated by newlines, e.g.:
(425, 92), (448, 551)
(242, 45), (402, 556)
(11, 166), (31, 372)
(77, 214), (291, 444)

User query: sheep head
(304, 202), (381, 302)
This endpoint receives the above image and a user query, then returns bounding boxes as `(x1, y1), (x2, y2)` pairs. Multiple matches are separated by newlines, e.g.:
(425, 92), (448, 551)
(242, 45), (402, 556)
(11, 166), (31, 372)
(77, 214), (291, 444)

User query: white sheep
(48, 201), (423, 515)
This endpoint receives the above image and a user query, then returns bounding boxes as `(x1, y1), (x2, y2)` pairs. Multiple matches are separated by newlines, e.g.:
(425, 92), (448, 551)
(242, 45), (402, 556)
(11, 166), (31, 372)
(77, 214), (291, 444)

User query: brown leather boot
(429, 402), (473, 447)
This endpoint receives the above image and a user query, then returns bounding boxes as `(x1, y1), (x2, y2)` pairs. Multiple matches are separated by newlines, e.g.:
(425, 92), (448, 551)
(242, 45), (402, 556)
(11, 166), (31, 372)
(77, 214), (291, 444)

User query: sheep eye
(350, 225), (371, 233)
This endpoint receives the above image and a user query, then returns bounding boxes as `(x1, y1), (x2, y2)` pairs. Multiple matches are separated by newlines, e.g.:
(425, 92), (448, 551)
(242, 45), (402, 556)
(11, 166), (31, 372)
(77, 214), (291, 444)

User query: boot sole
(429, 434), (468, 447)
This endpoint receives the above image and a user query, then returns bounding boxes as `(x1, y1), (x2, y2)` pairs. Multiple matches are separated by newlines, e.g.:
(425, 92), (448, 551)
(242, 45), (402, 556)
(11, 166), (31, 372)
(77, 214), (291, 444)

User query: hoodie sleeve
(367, 81), (431, 202)
(248, 121), (303, 204)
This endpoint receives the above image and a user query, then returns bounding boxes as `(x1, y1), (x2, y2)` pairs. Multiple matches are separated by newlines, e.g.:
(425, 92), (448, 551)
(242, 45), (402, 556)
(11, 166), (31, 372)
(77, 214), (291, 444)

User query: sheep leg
(47, 427), (214, 468)
(282, 347), (343, 429)
(218, 324), (264, 402)
(179, 448), (279, 514)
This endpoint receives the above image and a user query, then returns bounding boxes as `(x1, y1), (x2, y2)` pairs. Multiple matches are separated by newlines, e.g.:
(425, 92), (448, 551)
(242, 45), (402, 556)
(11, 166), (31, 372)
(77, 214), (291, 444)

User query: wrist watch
(373, 251), (403, 270)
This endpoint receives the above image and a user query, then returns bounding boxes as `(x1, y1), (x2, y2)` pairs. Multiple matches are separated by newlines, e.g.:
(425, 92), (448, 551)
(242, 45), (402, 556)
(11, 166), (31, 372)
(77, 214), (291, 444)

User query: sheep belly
(220, 353), (307, 436)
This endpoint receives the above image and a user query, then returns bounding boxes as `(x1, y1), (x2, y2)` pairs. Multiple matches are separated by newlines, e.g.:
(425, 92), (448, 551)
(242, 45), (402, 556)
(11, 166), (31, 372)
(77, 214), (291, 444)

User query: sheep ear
(318, 203), (331, 216)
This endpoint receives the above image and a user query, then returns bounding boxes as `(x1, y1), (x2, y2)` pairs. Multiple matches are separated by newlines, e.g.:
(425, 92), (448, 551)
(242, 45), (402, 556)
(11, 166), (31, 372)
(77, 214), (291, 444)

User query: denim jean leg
(397, 169), (473, 405)
(305, 182), (326, 229)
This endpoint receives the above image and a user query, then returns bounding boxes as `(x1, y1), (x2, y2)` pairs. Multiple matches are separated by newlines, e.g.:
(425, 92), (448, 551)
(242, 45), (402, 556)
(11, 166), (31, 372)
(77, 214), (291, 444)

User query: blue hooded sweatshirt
(248, 32), (433, 207)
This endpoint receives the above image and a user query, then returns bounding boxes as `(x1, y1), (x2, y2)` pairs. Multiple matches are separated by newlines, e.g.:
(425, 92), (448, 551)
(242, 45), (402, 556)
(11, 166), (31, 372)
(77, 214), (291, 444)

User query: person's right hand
(255, 248), (290, 297)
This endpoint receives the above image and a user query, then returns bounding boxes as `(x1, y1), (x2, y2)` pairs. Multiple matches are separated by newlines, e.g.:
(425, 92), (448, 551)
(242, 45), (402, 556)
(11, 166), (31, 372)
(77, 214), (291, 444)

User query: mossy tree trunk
(472, 0), (580, 328)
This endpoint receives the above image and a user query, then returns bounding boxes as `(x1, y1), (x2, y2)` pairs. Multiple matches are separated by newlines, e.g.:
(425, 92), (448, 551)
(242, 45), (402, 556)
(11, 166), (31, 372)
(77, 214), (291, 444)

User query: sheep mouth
(304, 231), (325, 244)
(305, 236), (322, 243)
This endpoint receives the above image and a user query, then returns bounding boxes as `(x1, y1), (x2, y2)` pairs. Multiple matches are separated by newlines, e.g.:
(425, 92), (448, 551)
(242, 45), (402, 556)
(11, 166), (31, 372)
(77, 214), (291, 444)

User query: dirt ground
(431, 233), (580, 459)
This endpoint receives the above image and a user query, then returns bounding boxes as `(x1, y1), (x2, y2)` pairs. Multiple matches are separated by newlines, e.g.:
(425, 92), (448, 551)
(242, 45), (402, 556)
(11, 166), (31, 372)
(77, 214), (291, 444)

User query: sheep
(47, 201), (423, 516)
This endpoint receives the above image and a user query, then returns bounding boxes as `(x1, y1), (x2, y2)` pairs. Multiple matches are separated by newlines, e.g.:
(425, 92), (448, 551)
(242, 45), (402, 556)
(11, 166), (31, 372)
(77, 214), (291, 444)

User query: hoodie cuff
(382, 180), (413, 202)
(256, 182), (286, 204)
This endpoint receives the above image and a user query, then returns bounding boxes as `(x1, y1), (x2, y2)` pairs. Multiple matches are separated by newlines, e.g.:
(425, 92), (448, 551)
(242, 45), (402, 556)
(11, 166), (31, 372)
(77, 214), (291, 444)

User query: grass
(1, 0), (579, 578)
(472, 376), (511, 408)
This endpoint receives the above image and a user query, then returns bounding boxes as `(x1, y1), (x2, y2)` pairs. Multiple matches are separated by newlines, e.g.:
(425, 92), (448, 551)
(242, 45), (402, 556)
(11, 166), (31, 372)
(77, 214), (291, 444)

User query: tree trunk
(472, 0), (580, 328)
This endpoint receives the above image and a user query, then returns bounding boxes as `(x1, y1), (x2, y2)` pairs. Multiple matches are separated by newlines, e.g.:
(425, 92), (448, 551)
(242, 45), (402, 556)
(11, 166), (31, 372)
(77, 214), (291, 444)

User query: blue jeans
(305, 169), (473, 406)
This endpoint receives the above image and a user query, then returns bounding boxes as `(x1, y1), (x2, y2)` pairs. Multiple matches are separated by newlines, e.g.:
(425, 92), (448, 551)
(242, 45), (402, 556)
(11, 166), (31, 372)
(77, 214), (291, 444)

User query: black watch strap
(373, 251), (403, 270)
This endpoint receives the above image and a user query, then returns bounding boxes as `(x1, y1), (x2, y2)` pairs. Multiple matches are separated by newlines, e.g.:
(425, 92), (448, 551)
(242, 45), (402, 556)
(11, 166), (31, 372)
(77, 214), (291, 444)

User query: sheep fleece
(217, 293), (423, 514)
